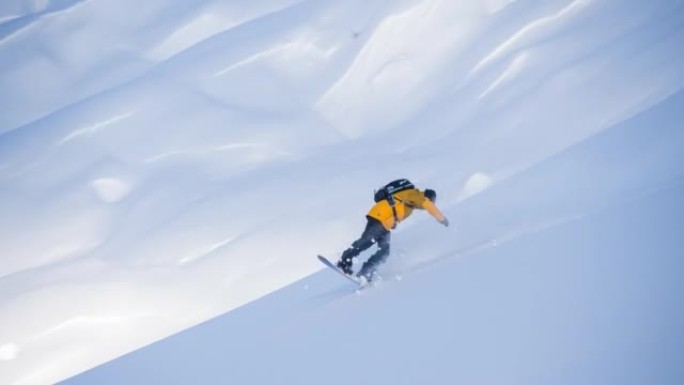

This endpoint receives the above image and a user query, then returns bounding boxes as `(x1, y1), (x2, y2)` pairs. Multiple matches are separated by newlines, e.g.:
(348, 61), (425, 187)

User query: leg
(337, 218), (385, 274)
(358, 229), (391, 280)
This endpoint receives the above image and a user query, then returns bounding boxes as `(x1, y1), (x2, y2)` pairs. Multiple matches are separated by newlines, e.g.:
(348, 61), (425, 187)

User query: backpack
(373, 179), (415, 229)
(374, 179), (415, 202)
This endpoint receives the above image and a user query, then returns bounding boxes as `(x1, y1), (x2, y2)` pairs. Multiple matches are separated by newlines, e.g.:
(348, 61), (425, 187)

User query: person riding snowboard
(337, 179), (449, 282)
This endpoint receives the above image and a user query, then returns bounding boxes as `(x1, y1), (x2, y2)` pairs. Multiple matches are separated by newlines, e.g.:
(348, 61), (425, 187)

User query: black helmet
(424, 189), (436, 203)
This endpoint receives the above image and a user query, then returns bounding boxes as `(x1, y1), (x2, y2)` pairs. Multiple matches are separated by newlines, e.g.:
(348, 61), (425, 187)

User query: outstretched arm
(423, 199), (449, 227)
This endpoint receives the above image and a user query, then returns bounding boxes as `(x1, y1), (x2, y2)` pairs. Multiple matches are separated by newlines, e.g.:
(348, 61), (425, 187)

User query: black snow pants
(339, 216), (391, 274)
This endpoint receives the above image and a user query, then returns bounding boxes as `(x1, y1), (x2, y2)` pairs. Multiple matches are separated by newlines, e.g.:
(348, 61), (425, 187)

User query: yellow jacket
(367, 189), (447, 231)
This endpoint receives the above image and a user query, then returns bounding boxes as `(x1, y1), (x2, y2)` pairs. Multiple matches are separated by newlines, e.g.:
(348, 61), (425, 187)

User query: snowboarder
(336, 179), (449, 282)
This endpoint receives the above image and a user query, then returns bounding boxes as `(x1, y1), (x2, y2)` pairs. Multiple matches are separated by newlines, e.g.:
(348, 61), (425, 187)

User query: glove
(440, 218), (450, 227)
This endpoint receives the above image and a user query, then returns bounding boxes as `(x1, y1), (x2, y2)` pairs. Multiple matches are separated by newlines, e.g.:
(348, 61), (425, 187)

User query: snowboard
(317, 255), (367, 287)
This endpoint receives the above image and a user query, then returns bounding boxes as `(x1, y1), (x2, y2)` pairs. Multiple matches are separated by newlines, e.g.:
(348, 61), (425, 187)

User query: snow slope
(1, 0), (683, 383)
(70, 85), (684, 385)
(70, 185), (684, 385)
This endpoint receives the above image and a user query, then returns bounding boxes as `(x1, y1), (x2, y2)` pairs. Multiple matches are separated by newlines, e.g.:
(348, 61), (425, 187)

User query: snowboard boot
(336, 256), (354, 275)
(356, 262), (377, 283)
(337, 246), (361, 275)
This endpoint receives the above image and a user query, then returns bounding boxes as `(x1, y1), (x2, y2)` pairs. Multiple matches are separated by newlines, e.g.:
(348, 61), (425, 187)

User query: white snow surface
(0, 0), (683, 384)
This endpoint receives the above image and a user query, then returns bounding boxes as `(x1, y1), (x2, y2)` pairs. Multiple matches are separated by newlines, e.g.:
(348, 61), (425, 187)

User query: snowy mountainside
(69, 89), (684, 384)
(1, 0), (683, 384)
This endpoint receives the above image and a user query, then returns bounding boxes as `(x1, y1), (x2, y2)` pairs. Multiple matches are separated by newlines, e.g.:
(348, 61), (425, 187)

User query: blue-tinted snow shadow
(0, 0), (88, 42)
